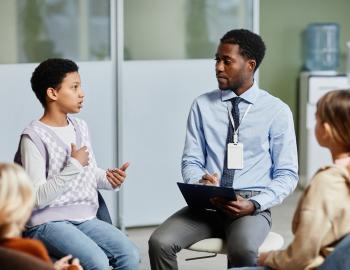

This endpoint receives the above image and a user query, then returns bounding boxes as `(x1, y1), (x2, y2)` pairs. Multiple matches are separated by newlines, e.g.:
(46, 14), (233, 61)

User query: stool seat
(187, 231), (284, 255)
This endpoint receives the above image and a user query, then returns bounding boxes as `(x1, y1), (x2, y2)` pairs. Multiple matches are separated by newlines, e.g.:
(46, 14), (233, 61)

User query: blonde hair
(0, 163), (34, 239)
(316, 89), (350, 150)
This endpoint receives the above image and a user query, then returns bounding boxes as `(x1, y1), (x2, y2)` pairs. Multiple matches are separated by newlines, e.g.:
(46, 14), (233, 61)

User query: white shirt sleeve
(95, 167), (120, 191)
(21, 135), (83, 209)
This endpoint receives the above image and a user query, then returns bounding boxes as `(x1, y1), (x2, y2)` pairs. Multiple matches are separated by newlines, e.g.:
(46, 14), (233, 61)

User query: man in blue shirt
(148, 29), (298, 269)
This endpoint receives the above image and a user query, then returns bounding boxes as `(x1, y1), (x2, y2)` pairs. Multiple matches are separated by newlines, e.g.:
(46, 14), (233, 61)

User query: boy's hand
(71, 143), (89, 167)
(106, 162), (130, 188)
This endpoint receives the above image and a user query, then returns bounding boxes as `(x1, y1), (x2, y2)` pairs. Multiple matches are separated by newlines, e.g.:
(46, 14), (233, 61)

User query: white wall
(119, 59), (218, 226)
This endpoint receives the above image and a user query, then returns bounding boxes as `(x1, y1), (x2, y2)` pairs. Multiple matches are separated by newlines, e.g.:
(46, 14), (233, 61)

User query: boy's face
(50, 71), (84, 114)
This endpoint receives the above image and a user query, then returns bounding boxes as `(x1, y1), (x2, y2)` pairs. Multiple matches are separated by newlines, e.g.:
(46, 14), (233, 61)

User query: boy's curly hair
(31, 58), (79, 108)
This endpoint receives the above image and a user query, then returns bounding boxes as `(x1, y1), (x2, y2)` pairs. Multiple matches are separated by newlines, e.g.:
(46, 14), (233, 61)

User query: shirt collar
(221, 81), (260, 104)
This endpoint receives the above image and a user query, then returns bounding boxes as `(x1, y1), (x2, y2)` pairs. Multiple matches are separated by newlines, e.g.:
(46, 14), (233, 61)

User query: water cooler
(298, 72), (350, 187)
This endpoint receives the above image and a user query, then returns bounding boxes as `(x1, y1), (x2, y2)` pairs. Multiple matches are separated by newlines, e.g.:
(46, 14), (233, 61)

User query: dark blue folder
(177, 182), (236, 210)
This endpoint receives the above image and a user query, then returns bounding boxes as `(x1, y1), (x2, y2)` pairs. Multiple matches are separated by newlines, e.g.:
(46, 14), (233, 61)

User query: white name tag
(227, 143), (244, 169)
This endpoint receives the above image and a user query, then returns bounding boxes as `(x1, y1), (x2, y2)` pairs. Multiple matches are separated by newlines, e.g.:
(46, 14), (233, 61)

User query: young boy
(14, 58), (139, 270)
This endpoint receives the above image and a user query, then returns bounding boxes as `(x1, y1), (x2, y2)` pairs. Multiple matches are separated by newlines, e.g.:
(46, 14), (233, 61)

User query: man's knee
(148, 232), (176, 256)
(227, 246), (258, 267)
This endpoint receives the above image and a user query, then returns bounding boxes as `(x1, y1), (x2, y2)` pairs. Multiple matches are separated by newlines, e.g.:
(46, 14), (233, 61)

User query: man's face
(215, 43), (255, 91)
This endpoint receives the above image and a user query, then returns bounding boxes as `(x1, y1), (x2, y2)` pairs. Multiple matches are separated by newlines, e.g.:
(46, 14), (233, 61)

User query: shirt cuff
(249, 199), (261, 214)
(249, 193), (272, 211)
(183, 172), (205, 184)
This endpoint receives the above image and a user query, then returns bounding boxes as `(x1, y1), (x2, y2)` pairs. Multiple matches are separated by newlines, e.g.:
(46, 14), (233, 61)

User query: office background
(260, 0), (350, 120)
(0, 0), (349, 229)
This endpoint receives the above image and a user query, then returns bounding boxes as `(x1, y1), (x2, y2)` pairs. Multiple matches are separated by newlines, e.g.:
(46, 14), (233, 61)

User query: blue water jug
(305, 23), (339, 71)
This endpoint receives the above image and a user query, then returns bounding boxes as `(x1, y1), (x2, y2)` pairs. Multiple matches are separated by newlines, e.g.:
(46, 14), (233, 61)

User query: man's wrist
(250, 199), (261, 214)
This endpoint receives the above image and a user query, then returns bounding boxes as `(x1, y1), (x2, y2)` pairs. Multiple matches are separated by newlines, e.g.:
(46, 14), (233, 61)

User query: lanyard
(227, 102), (252, 144)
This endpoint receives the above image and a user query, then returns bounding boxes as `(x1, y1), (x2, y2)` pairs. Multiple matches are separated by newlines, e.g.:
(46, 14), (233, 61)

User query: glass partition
(124, 0), (254, 60)
(0, 0), (110, 64)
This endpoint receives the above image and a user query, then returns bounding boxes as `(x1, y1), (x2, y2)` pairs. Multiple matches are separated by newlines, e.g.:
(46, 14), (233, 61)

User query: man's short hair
(220, 29), (266, 72)
(30, 58), (79, 108)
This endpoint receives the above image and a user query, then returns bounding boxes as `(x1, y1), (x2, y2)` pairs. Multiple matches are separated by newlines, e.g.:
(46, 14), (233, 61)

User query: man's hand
(199, 172), (219, 186)
(257, 251), (270, 266)
(106, 162), (130, 188)
(211, 195), (255, 218)
(71, 143), (89, 167)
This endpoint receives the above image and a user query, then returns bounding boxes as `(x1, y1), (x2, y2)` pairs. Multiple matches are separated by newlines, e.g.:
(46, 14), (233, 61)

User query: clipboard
(177, 182), (237, 210)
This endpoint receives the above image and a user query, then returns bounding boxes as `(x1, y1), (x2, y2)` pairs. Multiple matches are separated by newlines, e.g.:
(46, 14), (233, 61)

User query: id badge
(227, 143), (244, 169)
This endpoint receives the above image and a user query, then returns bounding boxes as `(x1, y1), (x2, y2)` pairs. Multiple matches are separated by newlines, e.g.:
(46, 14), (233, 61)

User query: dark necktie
(220, 97), (241, 187)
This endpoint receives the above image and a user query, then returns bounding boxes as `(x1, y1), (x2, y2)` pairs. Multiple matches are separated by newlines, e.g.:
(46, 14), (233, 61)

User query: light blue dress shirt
(181, 83), (299, 211)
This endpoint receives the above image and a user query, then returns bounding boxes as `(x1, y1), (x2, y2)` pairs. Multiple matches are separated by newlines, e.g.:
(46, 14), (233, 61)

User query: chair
(186, 231), (284, 261)
(96, 191), (113, 224)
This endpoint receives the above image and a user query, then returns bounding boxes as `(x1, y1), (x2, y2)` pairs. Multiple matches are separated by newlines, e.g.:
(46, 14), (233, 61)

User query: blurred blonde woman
(0, 163), (82, 270)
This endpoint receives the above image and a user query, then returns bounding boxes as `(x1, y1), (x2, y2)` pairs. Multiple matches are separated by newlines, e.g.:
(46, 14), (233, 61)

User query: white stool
(186, 231), (284, 261)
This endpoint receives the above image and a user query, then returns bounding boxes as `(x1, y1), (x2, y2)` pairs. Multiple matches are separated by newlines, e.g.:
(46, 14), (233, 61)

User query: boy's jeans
(24, 218), (140, 270)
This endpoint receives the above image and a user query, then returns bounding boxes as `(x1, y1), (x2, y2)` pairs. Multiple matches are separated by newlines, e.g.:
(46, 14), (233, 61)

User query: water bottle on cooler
(305, 23), (339, 72)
